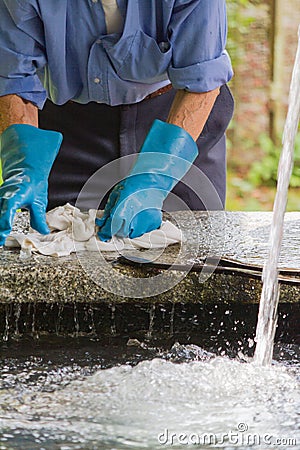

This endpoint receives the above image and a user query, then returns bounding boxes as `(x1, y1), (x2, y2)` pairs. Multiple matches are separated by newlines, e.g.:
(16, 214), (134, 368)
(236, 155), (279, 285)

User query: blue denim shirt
(0, 0), (233, 108)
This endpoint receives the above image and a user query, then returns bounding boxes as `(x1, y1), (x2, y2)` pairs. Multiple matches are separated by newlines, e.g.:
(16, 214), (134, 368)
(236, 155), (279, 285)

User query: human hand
(0, 124), (62, 245)
(97, 119), (198, 241)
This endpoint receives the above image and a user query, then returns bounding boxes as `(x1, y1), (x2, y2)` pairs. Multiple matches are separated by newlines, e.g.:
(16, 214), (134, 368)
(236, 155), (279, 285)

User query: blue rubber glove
(0, 124), (63, 246)
(97, 119), (198, 241)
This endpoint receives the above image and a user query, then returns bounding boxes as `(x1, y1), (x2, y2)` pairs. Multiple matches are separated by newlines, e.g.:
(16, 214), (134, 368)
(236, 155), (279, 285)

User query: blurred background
(0, 1), (299, 212)
(226, 0), (300, 211)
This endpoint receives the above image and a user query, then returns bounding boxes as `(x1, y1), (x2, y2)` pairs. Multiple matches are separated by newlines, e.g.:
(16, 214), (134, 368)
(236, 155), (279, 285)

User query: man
(0, 0), (234, 244)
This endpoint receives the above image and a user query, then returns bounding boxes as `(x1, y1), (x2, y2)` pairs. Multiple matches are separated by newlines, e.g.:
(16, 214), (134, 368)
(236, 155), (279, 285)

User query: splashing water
(254, 27), (300, 366)
(0, 344), (299, 450)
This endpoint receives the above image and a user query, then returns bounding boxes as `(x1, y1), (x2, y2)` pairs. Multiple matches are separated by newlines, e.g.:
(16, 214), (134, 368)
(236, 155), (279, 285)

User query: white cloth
(6, 204), (182, 257)
(101, 0), (124, 34)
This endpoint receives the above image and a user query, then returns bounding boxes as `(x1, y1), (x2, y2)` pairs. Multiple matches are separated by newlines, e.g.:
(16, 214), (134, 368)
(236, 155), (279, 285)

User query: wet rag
(6, 203), (182, 257)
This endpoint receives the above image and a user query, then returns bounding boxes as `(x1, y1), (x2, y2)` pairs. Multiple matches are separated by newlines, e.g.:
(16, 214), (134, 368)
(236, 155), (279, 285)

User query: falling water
(31, 303), (38, 337)
(2, 305), (10, 342)
(85, 306), (97, 336)
(110, 304), (117, 335)
(147, 304), (156, 338)
(254, 27), (300, 366)
(13, 304), (21, 338)
(169, 303), (175, 336)
(73, 303), (80, 336)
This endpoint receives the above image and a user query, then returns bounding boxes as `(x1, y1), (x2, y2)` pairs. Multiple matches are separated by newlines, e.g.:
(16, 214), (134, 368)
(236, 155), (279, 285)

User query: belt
(69, 84), (173, 105)
(144, 84), (173, 100)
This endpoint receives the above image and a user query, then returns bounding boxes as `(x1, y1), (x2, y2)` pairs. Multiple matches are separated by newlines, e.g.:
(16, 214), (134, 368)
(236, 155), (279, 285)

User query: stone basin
(0, 211), (299, 340)
(1, 210), (300, 304)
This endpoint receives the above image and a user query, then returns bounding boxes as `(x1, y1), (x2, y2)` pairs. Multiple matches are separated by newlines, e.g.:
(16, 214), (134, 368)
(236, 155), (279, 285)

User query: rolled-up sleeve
(0, 0), (47, 108)
(168, 0), (233, 92)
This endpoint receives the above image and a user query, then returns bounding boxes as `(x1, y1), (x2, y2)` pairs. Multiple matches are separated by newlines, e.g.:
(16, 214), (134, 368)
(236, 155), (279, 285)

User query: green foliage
(249, 133), (300, 187)
(227, 0), (255, 67)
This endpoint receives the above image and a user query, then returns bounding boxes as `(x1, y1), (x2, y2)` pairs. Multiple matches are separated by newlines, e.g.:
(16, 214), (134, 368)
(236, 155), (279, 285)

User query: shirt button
(92, 0), (98, 3)
(96, 39), (102, 44)
(94, 77), (101, 84)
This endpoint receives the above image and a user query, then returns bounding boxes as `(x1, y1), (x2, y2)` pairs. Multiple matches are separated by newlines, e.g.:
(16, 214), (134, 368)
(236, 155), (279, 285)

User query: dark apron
(39, 84), (234, 211)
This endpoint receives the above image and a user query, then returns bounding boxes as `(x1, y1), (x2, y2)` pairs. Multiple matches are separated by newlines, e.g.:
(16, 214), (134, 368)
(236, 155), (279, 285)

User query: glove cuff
(140, 119), (198, 162)
(1, 124), (63, 172)
(130, 120), (198, 185)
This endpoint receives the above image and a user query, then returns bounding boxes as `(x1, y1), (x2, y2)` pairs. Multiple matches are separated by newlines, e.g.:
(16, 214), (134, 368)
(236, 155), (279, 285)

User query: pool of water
(0, 332), (299, 450)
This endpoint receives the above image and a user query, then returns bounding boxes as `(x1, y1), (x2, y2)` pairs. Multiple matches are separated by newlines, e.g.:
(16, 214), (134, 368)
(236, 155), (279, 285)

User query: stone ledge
(1, 211), (300, 305)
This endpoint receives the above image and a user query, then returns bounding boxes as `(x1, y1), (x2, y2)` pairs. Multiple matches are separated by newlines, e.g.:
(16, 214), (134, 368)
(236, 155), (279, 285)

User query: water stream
(254, 26), (300, 366)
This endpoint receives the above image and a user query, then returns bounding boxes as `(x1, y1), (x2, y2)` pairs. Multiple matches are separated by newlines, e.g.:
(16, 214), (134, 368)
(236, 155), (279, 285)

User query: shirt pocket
(102, 30), (172, 84)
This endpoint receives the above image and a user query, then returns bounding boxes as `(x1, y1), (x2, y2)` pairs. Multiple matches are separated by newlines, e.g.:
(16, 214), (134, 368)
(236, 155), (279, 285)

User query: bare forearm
(167, 88), (220, 141)
(0, 95), (38, 134)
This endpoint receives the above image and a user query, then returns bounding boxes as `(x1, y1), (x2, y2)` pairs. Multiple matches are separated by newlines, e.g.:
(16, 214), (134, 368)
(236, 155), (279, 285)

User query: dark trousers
(39, 85), (234, 211)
